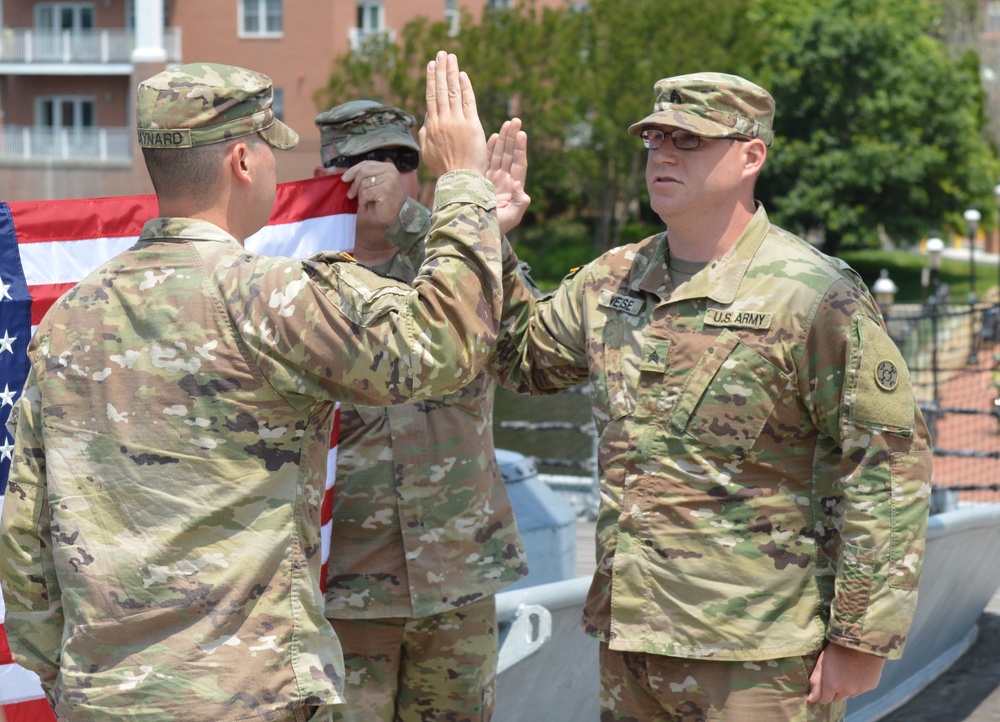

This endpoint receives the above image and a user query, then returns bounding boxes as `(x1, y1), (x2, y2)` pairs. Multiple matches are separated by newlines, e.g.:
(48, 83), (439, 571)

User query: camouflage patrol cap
(136, 62), (299, 150)
(315, 100), (421, 156)
(628, 72), (775, 146)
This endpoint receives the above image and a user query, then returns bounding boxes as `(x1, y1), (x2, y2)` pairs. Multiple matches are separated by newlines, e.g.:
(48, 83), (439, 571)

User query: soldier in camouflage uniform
(0, 54), (504, 722)
(489, 73), (933, 721)
(312, 101), (533, 721)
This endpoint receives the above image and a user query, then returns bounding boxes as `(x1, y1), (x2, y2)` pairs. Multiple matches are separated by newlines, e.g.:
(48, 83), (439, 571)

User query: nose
(649, 143), (678, 164)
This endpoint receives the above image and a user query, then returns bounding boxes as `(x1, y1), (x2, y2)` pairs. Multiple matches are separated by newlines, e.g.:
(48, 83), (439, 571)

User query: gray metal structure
(498, 449), (578, 592)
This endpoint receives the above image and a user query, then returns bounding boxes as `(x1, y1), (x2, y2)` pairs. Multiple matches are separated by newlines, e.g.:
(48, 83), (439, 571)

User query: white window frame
(445, 0), (460, 36)
(990, 1), (1000, 33)
(357, 2), (384, 33)
(34, 2), (95, 32)
(239, 0), (284, 38)
(35, 95), (97, 130)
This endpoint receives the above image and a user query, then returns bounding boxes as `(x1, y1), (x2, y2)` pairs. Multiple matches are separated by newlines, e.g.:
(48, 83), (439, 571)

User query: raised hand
(485, 118), (531, 235)
(418, 51), (487, 177)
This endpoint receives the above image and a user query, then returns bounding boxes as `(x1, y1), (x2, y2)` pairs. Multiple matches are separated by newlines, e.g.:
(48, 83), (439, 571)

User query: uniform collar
(138, 217), (243, 246)
(636, 204), (771, 304)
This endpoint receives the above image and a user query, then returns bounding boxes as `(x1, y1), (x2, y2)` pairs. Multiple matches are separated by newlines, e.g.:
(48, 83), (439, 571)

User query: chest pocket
(668, 329), (791, 453)
(589, 307), (640, 428)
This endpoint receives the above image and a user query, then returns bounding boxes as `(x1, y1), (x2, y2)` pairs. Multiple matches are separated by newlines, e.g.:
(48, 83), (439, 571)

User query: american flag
(0, 175), (354, 719)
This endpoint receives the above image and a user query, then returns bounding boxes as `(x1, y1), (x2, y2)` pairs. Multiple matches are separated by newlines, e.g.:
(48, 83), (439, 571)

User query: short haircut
(141, 137), (247, 201)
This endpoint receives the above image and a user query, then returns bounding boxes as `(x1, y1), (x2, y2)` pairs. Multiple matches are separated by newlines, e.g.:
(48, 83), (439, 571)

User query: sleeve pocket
(831, 542), (876, 640)
(1, 478), (51, 610)
(889, 449), (932, 590)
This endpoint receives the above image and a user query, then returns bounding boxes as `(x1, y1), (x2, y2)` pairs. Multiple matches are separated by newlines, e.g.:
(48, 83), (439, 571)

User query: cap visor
(349, 128), (421, 155)
(261, 119), (299, 150)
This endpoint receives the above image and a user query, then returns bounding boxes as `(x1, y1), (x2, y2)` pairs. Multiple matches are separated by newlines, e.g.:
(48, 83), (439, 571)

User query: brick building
(0, 0), (565, 201)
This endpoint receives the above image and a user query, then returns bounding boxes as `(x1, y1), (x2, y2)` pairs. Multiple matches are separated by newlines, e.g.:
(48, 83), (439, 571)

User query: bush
(511, 219), (597, 288)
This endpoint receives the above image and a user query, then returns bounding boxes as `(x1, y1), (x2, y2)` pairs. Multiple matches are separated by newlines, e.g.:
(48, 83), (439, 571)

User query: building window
(487, 0), (513, 9)
(125, 0), (170, 30)
(240, 0), (283, 37)
(35, 3), (95, 32)
(351, 2), (393, 51)
(357, 2), (384, 34)
(445, 0), (460, 36)
(990, 1), (1000, 33)
(36, 96), (96, 130)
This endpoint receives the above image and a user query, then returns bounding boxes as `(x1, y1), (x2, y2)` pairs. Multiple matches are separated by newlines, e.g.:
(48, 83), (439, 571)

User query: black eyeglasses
(641, 128), (751, 151)
(323, 147), (420, 173)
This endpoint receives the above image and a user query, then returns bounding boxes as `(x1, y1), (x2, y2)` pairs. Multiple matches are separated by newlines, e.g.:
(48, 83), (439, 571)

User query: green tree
(558, 0), (760, 251)
(314, 0), (763, 274)
(749, 0), (1000, 255)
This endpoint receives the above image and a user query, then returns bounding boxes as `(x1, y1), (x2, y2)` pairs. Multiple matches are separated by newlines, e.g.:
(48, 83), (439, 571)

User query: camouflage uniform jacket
(325, 198), (528, 619)
(490, 205), (933, 661)
(0, 171), (502, 721)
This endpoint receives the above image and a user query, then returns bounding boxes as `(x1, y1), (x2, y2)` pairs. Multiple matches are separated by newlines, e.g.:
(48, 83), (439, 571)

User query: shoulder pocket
(322, 262), (411, 328)
(846, 317), (914, 434)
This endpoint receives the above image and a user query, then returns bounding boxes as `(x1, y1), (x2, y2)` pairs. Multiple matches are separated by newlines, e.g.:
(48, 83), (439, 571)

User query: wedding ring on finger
(369, 176), (377, 187)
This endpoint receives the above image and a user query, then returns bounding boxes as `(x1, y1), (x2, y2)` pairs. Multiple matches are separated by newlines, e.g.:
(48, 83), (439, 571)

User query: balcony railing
(0, 28), (181, 64)
(0, 126), (132, 163)
(348, 27), (396, 53)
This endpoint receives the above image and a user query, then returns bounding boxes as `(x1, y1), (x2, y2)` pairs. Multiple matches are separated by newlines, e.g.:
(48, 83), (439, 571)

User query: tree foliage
(314, 0), (1000, 279)
(749, 0), (1000, 254)
(314, 0), (760, 275)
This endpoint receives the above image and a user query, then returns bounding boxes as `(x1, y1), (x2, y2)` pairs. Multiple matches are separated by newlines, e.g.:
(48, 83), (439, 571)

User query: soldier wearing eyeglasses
(313, 101), (536, 722)
(489, 73), (932, 721)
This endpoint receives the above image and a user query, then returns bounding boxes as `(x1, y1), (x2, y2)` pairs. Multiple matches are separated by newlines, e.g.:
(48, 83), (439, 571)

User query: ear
(742, 139), (767, 179)
(229, 141), (254, 185)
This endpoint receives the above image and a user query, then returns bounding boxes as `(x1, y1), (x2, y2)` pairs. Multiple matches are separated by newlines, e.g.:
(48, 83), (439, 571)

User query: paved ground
(880, 587), (1000, 722)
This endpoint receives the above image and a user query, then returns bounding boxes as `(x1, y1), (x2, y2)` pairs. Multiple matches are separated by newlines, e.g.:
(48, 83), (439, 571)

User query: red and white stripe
(0, 175), (354, 719)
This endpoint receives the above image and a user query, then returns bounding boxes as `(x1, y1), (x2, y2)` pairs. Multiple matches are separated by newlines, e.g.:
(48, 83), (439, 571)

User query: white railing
(348, 27), (396, 53)
(0, 28), (181, 64)
(0, 126), (133, 163)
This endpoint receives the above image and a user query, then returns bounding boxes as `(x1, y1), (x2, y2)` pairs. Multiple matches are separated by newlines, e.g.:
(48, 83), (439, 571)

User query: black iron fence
(495, 289), (1000, 512)
(884, 286), (1000, 507)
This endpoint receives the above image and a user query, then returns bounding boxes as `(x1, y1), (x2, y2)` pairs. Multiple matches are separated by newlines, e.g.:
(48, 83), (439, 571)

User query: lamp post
(927, 237), (944, 297)
(964, 208), (981, 365)
(995, 184), (1000, 307)
(872, 268), (897, 322)
(926, 238), (944, 425)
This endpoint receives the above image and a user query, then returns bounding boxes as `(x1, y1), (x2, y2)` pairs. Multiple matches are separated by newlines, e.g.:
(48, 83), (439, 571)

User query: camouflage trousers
(328, 595), (497, 722)
(599, 644), (846, 722)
